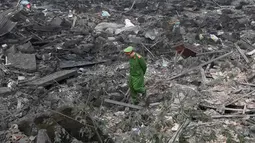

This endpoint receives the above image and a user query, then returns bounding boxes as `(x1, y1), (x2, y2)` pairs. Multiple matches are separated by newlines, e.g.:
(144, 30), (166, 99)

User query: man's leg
(132, 75), (147, 105)
(130, 87), (138, 104)
(133, 76), (146, 95)
(129, 77), (139, 104)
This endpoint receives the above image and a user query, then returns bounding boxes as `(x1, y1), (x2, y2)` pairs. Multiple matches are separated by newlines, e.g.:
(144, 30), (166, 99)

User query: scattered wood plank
(211, 0), (221, 7)
(141, 43), (155, 58)
(121, 88), (130, 102)
(205, 55), (215, 72)
(16, 0), (21, 7)
(238, 40), (254, 51)
(200, 67), (207, 85)
(123, 0), (136, 13)
(149, 102), (161, 107)
(223, 90), (255, 107)
(248, 73), (255, 83)
(28, 70), (78, 87)
(0, 87), (12, 96)
(104, 99), (142, 110)
(0, 37), (32, 44)
(199, 103), (255, 113)
(71, 16), (77, 29)
(50, 109), (94, 128)
(169, 51), (233, 80)
(240, 82), (255, 87)
(243, 104), (247, 115)
(71, 10), (77, 30)
(234, 43), (250, 63)
(33, 25), (60, 32)
(196, 50), (226, 56)
(60, 60), (108, 69)
(168, 119), (190, 143)
(241, 38), (255, 49)
(212, 114), (255, 119)
(50, 109), (103, 143)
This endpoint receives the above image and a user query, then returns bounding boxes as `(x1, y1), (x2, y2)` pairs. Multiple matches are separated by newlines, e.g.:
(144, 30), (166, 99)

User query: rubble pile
(1, 0), (255, 142)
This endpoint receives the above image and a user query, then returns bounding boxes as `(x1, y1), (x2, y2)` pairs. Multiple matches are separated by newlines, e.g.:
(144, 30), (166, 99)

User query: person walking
(124, 46), (147, 105)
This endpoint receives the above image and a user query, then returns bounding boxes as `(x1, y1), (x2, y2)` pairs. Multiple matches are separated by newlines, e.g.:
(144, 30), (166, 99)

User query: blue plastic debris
(102, 11), (110, 17)
(20, 0), (29, 5)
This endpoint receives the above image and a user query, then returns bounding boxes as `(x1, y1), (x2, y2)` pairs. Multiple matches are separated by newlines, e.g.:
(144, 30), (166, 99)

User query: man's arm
(138, 57), (147, 74)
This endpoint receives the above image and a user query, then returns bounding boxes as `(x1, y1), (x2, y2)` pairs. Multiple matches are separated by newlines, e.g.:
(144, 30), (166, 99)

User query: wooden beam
(200, 67), (207, 85)
(199, 103), (255, 113)
(212, 114), (255, 119)
(224, 90), (255, 107)
(234, 43), (249, 63)
(0, 87), (12, 97)
(168, 119), (190, 143)
(240, 82), (255, 87)
(196, 50), (226, 56)
(28, 70), (77, 87)
(169, 51), (233, 80)
(104, 99), (142, 110)
(60, 60), (107, 69)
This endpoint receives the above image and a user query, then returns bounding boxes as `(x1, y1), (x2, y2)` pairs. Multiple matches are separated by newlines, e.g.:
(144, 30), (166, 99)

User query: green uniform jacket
(129, 53), (147, 97)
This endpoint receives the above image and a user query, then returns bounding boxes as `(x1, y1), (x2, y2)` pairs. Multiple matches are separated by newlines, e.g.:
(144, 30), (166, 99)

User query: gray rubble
(1, 0), (255, 143)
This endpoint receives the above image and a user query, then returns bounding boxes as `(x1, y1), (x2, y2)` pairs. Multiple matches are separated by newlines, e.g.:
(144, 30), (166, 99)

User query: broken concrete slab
(6, 53), (36, 72)
(50, 17), (63, 27)
(17, 41), (35, 53)
(0, 87), (12, 96)
(59, 60), (108, 69)
(28, 70), (77, 87)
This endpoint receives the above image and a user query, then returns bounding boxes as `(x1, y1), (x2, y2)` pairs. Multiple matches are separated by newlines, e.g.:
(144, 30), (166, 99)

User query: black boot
(142, 90), (147, 97)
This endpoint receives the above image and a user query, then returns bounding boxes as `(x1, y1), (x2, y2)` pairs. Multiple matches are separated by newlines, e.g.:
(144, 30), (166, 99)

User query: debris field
(1, 0), (255, 143)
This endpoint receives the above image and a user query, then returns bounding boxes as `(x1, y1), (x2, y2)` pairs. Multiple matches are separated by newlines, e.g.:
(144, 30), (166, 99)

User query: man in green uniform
(124, 46), (147, 105)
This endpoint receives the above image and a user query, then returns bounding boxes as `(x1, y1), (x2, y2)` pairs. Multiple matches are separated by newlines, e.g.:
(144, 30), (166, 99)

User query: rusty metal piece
(173, 42), (198, 58)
